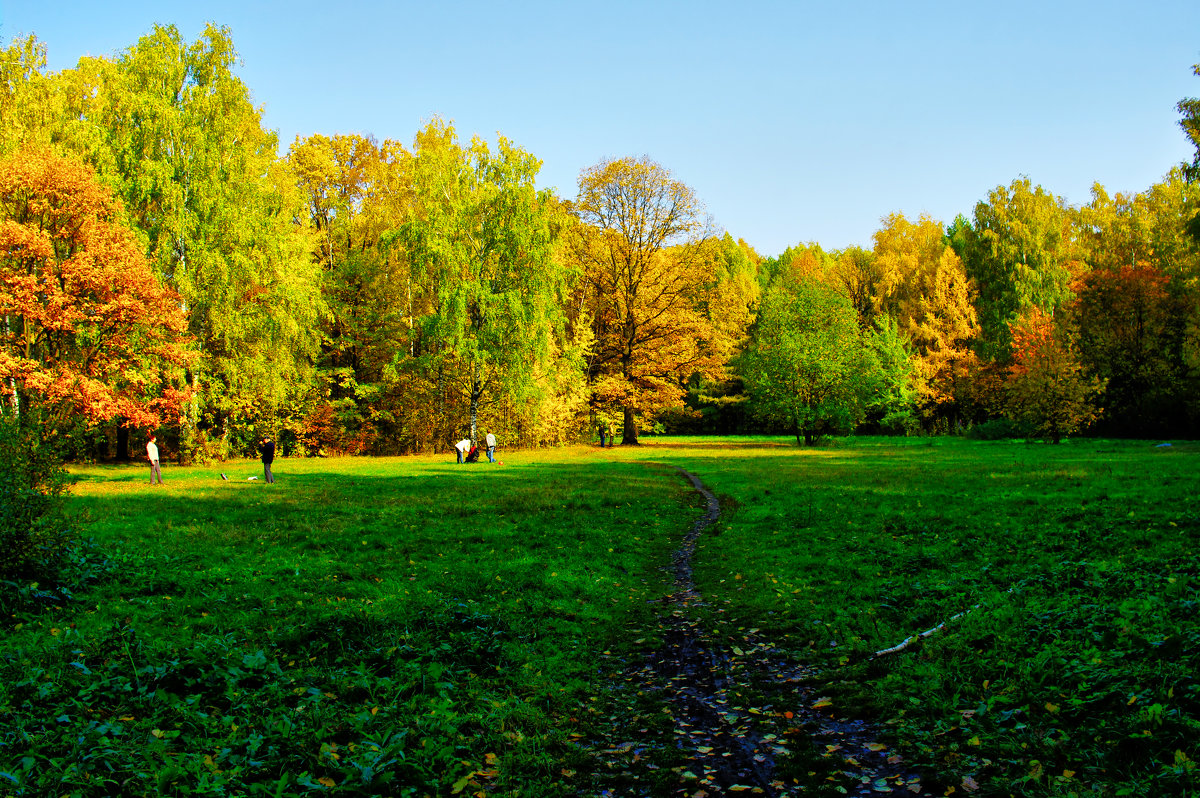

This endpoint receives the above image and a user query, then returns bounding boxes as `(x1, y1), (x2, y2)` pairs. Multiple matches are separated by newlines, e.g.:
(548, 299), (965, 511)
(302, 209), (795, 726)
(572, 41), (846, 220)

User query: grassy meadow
(1, 437), (1197, 796)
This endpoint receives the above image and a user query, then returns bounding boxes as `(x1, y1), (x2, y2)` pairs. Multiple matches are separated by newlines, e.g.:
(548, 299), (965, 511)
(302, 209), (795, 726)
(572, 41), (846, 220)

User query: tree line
(2, 25), (1199, 459)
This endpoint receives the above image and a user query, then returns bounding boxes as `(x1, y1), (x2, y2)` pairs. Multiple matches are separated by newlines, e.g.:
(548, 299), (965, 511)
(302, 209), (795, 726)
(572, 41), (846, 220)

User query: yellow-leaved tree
(570, 156), (727, 444)
(872, 212), (980, 427)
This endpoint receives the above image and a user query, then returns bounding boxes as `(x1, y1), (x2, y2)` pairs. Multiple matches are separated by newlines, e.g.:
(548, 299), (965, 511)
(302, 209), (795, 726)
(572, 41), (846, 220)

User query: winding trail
(587, 467), (925, 796)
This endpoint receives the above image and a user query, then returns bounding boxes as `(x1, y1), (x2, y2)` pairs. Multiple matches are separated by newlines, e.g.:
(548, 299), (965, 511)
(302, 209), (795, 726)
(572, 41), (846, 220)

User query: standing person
(598, 423), (606, 448)
(259, 436), (276, 483)
(485, 431), (497, 463)
(146, 434), (163, 485)
(455, 437), (471, 464)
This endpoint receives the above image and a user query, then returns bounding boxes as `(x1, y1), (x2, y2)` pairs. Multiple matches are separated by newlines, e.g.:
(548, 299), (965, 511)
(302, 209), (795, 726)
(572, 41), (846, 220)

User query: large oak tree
(571, 156), (725, 444)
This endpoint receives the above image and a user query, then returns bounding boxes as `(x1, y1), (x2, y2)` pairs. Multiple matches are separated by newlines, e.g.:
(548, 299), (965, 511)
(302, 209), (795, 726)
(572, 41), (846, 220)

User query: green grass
(1, 437), (1197, 796)
(2, 450), (695, 796)
(635, 436), (1200, 796)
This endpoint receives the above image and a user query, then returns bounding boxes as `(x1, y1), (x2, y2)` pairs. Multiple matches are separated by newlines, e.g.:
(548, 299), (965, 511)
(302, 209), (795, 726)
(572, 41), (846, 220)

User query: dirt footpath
(583, 468), (924, 796)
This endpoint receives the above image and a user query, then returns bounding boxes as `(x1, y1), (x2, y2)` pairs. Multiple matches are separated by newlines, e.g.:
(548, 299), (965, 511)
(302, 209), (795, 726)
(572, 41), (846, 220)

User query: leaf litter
(579, 468), (925, 796)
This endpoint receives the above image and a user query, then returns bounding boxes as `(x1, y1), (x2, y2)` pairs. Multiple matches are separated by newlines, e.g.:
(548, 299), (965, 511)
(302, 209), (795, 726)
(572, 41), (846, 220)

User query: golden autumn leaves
(0, 149), (193, 429)
(571, 156), (733, 443)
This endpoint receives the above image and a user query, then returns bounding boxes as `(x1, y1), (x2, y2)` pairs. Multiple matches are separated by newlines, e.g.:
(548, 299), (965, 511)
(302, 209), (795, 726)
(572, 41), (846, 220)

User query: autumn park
(2, 22), (1199, 798)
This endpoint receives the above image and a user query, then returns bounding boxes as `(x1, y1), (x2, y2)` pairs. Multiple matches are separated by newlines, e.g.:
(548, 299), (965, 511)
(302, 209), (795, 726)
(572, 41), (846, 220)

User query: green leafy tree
(60, 24), (324, 459)
(868, 314), (919, 432)
(399, 120), (574, 445)
(290, 132), (414, 452)
(740, 278), (882, 445)
(758, 241), (839, 296)
(958, 178), (1079, 359)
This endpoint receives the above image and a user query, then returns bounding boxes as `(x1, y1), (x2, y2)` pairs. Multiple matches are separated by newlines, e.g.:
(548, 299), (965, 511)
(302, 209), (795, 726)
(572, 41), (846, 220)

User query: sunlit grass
(3, 437), (1196, 795)
(618, 435), (1200, 795)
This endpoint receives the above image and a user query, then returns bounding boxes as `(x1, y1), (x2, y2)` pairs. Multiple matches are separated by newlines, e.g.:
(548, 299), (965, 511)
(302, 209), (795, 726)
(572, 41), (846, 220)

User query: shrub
(0, 405), (71, 581)
(966, 417), (1031, 440)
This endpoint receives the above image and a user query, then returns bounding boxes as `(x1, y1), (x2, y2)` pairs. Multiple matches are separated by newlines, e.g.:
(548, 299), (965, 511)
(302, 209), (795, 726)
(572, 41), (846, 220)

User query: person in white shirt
(485, 431), (497, 463)
(455, 437), (471, 464)
(146, 434), (163, 485)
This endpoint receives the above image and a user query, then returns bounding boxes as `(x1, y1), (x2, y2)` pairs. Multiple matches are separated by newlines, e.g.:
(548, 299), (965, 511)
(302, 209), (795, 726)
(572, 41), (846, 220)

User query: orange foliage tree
(1003, 307), (1104, 442)
(0, 150), (191, 432)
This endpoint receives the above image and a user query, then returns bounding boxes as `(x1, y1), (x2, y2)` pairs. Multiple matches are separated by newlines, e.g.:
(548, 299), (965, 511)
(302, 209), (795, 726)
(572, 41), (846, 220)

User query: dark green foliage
(966, 417), (1031, 440)
(741, 280), (886, 445)
(0, 406), (71, 582)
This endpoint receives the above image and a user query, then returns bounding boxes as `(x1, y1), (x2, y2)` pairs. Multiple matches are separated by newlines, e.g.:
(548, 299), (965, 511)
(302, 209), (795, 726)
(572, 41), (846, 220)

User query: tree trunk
(470, 361), (482, 444)
(116, 426), (130, 462)
(621, 405), (639, 445)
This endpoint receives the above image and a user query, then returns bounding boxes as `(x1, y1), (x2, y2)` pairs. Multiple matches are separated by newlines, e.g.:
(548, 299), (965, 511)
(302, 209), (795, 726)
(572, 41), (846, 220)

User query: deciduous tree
(1073, 262), (1189, 435)
(62, 24), (324, 458)
(739, 278), (882, 445)
(1003, 307), (1104, 443)
(0, 150), (191, 432)
(957, 179), (1079, 359)
(290, 132), (414, 450)
(1073, 177), (1200, 434)
(400, 120), (575, 444)
(0, 35), (57, 157)
(572, 156), (724, 444)
(832, 245), (884, 327)
(872, 213), (980, 426)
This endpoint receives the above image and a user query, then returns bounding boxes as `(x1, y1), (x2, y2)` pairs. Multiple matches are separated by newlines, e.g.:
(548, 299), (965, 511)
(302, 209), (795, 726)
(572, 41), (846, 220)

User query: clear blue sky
(3, 0), (1198, 257)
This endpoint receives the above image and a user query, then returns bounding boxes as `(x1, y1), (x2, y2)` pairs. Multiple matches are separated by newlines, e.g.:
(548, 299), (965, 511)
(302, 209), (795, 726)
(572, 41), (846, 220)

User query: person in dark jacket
(260, 437), (276, 483)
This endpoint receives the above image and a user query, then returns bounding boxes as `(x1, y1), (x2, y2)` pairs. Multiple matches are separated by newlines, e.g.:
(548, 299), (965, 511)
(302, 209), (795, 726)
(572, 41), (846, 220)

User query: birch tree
(399, 120), (572, 445)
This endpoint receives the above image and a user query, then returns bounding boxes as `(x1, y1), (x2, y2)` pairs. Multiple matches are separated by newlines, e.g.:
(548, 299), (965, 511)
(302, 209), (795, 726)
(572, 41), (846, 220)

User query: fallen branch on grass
(871, 585), (1019, 659)
(871, 604), (980, 658)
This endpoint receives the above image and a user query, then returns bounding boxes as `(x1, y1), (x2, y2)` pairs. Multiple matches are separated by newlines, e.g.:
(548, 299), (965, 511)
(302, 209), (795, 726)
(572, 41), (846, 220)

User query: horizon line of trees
(2, 26), (1199, 460)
